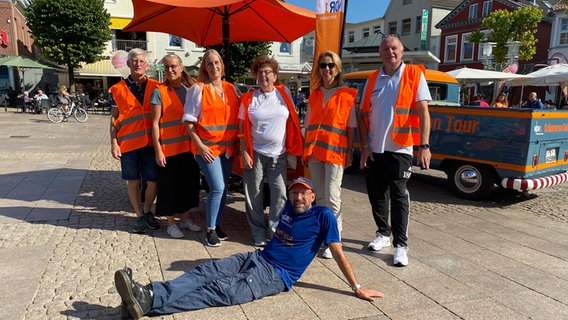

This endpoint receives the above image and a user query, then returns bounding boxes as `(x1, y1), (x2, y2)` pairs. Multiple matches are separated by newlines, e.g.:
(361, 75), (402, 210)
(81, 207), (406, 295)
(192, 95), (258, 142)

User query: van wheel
(448, 162), (495, 200)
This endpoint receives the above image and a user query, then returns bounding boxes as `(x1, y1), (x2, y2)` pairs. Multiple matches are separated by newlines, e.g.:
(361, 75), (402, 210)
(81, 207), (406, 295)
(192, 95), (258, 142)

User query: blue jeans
(150, 250), (285, 314)
(194, 154), (234, 229)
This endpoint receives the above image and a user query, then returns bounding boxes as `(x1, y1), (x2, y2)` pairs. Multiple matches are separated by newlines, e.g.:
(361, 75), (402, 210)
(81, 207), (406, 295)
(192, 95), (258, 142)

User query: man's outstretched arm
(328, 242), (384, 301)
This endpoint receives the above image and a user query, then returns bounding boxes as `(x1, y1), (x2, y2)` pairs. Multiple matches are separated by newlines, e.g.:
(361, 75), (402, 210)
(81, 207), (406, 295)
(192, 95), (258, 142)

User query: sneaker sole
(168, 232), (184, 239)
(114, 270), (145, 320)
(368, 245), (389, 251)
(145, 222), (160, 230)
(206, 241), (221, 247)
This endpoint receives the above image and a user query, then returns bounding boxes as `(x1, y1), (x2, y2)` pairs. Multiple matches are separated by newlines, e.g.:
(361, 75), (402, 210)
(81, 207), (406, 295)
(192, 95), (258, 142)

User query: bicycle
(47, 99), (88, 123)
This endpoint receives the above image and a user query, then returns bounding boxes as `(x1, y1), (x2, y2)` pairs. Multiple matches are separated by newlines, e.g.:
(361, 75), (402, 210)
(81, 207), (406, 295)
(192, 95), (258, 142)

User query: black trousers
(364, 151), (412, 247)
(155, 152), (201, 216)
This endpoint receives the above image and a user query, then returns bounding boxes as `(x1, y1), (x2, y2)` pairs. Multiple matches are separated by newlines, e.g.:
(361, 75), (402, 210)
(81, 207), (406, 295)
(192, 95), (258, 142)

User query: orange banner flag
(310, 0), (347, 94)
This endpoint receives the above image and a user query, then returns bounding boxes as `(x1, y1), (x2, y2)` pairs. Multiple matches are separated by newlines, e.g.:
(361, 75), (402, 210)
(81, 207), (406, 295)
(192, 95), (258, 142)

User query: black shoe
(114, 269), (153, 320)
(206, 229), (221, 247)
(131, 217), (146, 234)
(216, 225), (228, 240)
(144, 212), (160, 230)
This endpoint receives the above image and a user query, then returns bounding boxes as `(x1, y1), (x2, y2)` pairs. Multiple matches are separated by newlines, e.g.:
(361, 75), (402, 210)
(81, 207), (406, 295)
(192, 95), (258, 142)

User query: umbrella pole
(223, 14), (231, 82)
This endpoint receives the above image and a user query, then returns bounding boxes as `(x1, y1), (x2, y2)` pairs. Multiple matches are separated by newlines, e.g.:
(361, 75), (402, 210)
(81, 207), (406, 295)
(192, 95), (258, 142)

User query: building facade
(0, 0), (37, 95)
(436, 0), (552, 104)
(340, 0), (461, 72)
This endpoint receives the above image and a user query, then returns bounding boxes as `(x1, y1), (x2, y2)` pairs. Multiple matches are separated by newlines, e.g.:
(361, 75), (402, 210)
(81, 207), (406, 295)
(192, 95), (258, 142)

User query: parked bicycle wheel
(74, 107), (88, 123)
(47, 107), (64, 123)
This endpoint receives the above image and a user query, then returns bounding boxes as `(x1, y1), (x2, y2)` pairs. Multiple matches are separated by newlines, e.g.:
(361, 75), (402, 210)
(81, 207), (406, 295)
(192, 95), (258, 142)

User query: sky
(285, 0), (389, 24)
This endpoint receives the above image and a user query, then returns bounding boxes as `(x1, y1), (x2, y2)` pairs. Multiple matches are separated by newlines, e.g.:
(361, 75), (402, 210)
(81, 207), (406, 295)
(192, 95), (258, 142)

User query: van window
(345, 79), (366, 104)
(429, 82), (448, 101)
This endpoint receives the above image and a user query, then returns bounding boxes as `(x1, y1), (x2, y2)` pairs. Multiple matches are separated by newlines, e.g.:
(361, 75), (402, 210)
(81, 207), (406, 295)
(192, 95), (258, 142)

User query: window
(348, 31), (355, 43)
(279, 43), (291, 54)
(445, 35), (457, 62)
(482, 1), (492, 17)
(401, 19), (411, 36)
(373, 25), (381, 34)
(363, 27), (370, 38)
(403, 0), (412, 4)
(461, 33), (474, 61)
(560, 18), (568, 45)
(168, 35), (182, 48)
(388, 21), (397, 35)
(469, 4), (478, 19)
(415, 16), (421, 34)
(429, 83), (449, 102)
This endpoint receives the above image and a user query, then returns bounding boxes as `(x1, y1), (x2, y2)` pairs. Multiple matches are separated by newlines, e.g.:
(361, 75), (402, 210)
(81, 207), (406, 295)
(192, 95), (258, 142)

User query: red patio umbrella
(123, 0), (316, 78)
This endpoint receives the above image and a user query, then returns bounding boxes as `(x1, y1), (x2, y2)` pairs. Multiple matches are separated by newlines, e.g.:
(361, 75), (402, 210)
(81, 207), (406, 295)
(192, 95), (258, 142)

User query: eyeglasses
(258, 69), (274, 75)
(319, 63), (335, 70)
(289, 190), (313, 198)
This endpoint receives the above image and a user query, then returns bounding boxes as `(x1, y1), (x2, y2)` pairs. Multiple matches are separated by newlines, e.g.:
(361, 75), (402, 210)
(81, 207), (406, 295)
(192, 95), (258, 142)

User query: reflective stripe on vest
(156, 84), (191, 157)
(306, 123), (347, 136)
(304, 87), (356, 166)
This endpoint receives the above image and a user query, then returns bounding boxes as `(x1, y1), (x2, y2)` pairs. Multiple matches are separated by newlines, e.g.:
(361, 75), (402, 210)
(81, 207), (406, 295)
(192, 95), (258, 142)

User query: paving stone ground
(1, 110), (568, 320)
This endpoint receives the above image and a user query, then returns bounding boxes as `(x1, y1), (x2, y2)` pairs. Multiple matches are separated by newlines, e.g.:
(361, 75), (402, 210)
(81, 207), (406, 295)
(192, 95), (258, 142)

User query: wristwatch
(351, 283), (361, 291)
(419, 144), (430, 149)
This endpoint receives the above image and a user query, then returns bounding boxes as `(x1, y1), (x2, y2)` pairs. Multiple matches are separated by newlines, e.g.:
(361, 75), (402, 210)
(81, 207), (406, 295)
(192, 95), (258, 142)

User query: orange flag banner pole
(310, 0), (347, 94)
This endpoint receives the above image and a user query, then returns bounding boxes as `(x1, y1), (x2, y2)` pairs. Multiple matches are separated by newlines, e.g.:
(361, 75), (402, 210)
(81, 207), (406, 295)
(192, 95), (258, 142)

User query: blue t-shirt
(260, 202), (340, 290)
(524, 99), (544, 109)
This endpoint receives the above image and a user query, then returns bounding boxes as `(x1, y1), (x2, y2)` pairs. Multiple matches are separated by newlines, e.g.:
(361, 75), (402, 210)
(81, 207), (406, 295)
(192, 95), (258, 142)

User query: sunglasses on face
(319, 62), (335, 70)
(382, 33), (400, 40)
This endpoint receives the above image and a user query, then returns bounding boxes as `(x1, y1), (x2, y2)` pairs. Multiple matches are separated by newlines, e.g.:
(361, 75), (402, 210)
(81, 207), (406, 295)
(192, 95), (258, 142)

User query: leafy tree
(210, 42), (272, 82)
(469, 7), (542, 63)
(25, 0), (112, 92)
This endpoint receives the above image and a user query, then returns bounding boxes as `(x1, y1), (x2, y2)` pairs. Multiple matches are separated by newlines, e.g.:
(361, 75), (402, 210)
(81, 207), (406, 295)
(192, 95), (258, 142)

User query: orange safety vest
(191, 81), (239, 157)
(240, 85), (304, 163)
(156, 84), (191, 157)
(304, 87), (357, 166)
(361, 64), (425, 147)
(111, 78), (158, 153)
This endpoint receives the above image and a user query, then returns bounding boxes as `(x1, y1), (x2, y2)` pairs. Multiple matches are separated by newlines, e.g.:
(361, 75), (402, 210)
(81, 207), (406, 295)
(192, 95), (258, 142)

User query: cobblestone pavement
(1, 111), (568, 320)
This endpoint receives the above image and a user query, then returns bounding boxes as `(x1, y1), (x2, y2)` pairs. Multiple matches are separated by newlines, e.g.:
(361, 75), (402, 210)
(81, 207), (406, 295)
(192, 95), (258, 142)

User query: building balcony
(112, 39), (148, 52)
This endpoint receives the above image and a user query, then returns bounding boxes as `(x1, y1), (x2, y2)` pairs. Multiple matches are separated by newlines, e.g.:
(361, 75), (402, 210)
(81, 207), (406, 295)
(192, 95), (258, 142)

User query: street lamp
(481, 42), (497, 69)
(481, 40), (522, 70)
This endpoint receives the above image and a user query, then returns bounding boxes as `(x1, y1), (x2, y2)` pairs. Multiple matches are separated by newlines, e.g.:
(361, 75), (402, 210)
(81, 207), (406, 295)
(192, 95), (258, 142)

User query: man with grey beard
(114, 177), (383, 319)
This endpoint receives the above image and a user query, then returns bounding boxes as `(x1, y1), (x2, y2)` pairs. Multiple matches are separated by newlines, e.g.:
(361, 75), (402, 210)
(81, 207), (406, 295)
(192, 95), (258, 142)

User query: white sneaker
(368, 233), (391, 251)
(393, 245), (409, 267)
(179, 220), (201, 232)
(321, 247), (333, 259)
(167, 225), (184, 238)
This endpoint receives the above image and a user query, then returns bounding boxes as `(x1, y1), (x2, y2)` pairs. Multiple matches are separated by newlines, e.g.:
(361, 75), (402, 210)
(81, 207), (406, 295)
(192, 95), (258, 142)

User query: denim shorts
(120, 146), (157, 181)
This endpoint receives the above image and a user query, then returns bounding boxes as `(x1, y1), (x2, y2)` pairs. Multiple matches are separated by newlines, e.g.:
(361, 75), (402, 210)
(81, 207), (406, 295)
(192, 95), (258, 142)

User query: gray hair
(128, 48), (148, 62)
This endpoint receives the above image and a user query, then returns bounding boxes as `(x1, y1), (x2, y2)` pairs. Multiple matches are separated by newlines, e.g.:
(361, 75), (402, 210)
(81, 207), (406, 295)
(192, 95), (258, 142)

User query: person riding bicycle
(58, 85), (74, 121)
